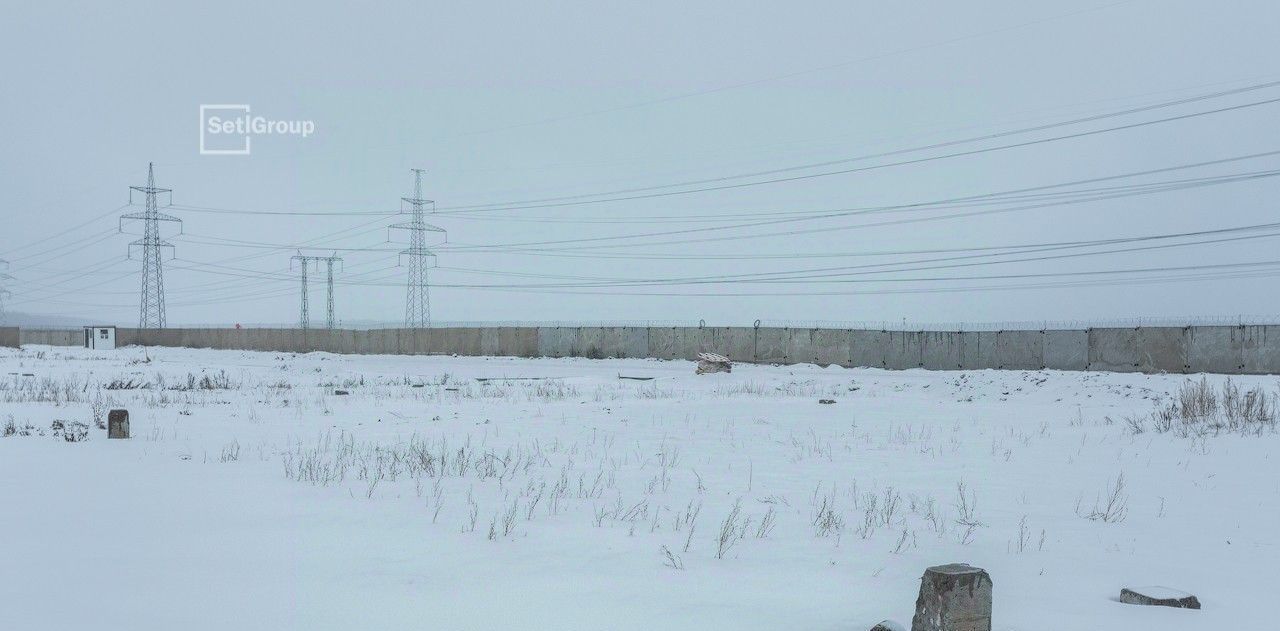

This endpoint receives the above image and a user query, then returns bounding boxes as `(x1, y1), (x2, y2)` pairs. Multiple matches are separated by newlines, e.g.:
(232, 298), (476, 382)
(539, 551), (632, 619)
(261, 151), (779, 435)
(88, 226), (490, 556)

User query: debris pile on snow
(1120, 586), (1201, 610)
(911, 563), (992, 631)
(695, 352), (731, 374)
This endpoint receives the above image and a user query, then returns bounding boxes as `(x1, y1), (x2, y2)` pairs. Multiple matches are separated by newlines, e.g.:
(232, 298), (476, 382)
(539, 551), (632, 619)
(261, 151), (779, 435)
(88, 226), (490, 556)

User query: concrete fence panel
(0, 327), (18, 348)
(957, 331), (984, 369)
(210, 329), (236, 350)
(1239, 325), (1280, 374)
(593, 327), (620, 357)
(568, 327), (604, 359)
(364, 329), (390, 355)
(811, 328), (851, 366)
(537, 327), (573, 358)
(885, 331), (924, 370)
(921, 331), (968, 370)
(295, 330), (318, 353)
(290, 328), (312, 353)
(972, 331), (999, 369)
(201, 328), (230, 349)
(480, 327), (504, 356)
(754, 327), (788, 364)
(247, 329), (272, 352)
(1136, 327), (1188, 373)
(995, 330), (1044, 370)
(286, 329), (310, 354)
(1185, 326), (1237, 373)
(450, 328), (484, 356)
(153, 328), (184, 349)
(19, 329), (80, 346)
(725, 327), (759, 363)
(1088, 328), (1139, 372)
(327, 328), (356, 354)
(306, 330), (338, 354)
(423, 328), (451, 355)
(349, 330), (370, 354)
(624, 327), (650, 358)
(402, 328), (425, 354)
(508, 327), (539, 357)
(679, 326), (714, 360)
(700, 327), (747, 363)
(599, 327), (647, 358)
(240, 328), (268, 352)
(1044, 329), (1088, 371)
(222, 328), (246, 351)
(784, 328), (815, 365)
(784, 328), (845, 366)
(647, 327), (679, 360)
(479, 327), (536, 357)
(849, 330), (887, 368)
(115, 328), (139, 347)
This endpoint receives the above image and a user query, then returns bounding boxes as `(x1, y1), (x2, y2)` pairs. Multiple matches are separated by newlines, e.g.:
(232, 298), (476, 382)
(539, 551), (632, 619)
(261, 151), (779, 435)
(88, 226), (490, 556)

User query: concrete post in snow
(911, 563), (992, 631)
(107, 409), (129, 439)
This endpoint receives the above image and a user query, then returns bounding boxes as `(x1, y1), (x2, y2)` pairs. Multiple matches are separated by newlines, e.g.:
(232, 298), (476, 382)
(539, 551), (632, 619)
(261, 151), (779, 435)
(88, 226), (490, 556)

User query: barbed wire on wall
(21, 314), (1280, 332)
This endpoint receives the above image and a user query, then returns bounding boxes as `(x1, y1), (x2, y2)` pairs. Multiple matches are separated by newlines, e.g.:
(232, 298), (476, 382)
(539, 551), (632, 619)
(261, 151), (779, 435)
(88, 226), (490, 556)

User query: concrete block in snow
(911, 563), (991, 631)
(107, 409), (129, 439)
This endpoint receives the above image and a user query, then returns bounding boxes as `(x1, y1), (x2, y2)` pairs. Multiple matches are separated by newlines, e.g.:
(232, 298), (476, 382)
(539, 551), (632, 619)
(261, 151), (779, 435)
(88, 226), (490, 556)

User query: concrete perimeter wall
(18, 328), (80, 346)
(0, 327), (18, 348)
(16, 325), (1280, 374)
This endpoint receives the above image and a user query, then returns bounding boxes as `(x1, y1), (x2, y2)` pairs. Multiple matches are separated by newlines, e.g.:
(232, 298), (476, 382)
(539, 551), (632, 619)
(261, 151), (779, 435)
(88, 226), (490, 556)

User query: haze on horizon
(2, 0), (1279, 327)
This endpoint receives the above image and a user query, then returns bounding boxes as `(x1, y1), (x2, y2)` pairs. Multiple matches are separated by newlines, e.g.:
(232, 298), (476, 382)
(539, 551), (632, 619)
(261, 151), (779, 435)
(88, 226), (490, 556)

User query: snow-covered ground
(1, 345), (1276, 630)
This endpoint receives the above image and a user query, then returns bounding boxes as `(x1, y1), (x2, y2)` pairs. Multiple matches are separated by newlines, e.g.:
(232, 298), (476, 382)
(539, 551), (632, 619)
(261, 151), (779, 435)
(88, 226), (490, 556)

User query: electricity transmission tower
(120, 163), (180, 328)
(390, 169), (444, 328)
(325, 256), (340, 329)
(291, 252), (342, 329)
(0, 259), (10, 325)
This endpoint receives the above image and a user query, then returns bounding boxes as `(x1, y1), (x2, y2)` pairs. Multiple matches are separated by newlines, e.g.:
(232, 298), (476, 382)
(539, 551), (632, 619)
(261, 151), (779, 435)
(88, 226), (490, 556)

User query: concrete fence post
(911, 563), (992, 631)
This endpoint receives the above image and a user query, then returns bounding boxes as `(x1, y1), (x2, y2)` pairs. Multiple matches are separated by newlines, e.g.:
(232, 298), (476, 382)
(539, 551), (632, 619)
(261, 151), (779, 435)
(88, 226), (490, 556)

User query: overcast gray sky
(2, 0), (1279, 327)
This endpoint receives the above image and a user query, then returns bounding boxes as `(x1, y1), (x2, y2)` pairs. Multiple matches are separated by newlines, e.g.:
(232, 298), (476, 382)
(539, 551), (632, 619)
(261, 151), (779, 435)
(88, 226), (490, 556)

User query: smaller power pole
(291, 252), (343, 330)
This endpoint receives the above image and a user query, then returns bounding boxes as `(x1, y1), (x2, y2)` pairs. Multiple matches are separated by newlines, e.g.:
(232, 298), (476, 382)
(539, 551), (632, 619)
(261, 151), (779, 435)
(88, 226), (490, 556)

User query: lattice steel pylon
(292, 252), (343, 329)
(390, 169), (444, 328)
(0, 259), (11, 325)
(120, 163), (180, 329)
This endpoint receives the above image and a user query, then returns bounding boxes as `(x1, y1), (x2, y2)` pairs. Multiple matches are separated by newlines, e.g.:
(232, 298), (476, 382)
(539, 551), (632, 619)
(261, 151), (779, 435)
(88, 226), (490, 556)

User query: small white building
(84, 326), (116, 350)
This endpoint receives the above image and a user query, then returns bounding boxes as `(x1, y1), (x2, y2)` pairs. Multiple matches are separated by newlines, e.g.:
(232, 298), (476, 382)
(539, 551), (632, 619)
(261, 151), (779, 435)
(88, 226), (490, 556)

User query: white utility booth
(84, 326), (116, 350)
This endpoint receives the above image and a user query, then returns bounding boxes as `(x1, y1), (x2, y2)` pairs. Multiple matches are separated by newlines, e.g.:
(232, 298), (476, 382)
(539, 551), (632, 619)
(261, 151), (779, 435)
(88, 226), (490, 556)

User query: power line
(109, 223), (1280, 301)
(0, 204), (129, 259)
(168, 203), (396, 217)
(431, 80), (1280, 214)
(439, 153), (1280, 253)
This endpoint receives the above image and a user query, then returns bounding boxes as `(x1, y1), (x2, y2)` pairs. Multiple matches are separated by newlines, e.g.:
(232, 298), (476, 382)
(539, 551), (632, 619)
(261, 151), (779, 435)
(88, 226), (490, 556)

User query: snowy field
(1, 345), (1276, 630)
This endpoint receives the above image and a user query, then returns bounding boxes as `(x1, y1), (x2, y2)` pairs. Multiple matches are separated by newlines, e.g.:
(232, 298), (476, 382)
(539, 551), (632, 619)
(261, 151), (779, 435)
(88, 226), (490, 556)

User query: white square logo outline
(200, 104), (252, 155)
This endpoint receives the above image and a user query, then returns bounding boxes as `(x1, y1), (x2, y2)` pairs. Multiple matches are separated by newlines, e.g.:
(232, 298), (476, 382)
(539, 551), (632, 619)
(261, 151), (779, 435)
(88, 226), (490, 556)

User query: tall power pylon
(325, 256), (340, 329)
(0, 259), (11, 325)
(292, 252), (343, 329)
(121, 163), (180, 329)
(390, 169), (444, 328)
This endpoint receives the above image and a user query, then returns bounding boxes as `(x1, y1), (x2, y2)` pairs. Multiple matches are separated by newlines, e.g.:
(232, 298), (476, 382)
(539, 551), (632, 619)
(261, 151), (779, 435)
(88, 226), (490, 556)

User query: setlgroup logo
(199, 104), (315, 155)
